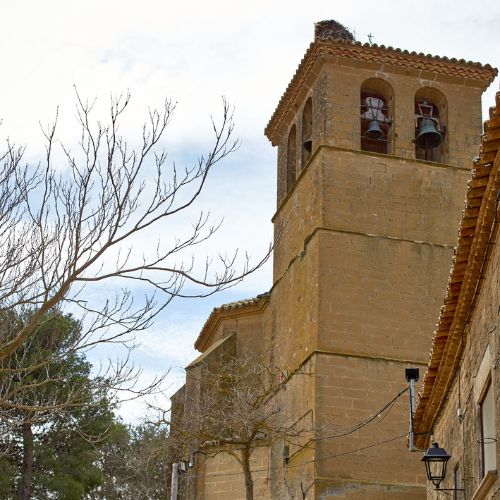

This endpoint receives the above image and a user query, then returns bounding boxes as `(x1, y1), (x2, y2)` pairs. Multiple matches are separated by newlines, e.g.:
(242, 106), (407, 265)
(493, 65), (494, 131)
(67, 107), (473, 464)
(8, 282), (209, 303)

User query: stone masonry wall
(270, 96), (473, 497)
(314, 352), (426, 498)
(194, 446), (272, 499)
(320, 60), (482, 166)
(271, 148), (470, 371)
(275, 58), (482, 209)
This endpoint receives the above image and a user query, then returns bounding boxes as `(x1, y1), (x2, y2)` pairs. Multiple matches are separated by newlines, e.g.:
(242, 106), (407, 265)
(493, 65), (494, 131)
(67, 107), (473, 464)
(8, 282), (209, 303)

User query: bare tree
(0, 310), (166, 499)
(87, 422), (169, 499)
(167, 351), (314, 500)
(0, 91), (269, 361)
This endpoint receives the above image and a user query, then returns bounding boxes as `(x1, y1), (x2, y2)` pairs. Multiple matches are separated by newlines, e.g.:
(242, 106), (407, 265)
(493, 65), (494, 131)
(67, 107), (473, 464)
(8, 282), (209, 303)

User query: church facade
(171, 21), (497, 499)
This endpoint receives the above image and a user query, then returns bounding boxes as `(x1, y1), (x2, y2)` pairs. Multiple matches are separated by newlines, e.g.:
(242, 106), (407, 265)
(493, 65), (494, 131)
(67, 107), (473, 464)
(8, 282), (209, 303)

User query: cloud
(1, 0), (498, 421)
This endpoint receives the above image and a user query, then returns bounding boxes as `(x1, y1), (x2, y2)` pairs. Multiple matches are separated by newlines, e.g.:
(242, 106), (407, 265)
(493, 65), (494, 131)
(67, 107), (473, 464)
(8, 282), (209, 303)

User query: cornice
(272, 145), (470, 224)
(265, 40), (497, 146)
(194, 293), (270, 352)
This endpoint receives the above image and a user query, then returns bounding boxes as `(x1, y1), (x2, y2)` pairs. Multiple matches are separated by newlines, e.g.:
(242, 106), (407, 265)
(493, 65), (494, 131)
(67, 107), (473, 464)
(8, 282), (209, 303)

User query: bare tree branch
(0, 92), (271, 360)
(165, 351), (315, 500)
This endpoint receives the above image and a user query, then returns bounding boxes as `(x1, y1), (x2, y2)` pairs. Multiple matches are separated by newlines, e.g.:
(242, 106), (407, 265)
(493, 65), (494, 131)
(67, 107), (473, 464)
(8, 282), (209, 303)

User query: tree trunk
(18, 422), (34, 500)
(242, 447), (254, 500)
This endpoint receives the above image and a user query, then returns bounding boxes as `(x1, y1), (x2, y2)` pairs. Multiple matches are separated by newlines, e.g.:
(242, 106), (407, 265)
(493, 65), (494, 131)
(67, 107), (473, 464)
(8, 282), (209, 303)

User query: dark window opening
(286, 125), (297, 192)
(301, 98), (313, 168)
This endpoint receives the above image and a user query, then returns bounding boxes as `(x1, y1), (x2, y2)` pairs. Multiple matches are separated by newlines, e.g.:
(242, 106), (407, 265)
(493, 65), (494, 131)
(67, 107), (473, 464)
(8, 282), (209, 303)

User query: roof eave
(194, 293), (270, 352)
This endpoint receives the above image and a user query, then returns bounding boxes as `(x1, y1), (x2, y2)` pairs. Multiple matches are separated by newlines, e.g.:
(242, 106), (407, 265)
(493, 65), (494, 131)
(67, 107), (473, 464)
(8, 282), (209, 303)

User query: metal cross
(368, 33), (374, 44)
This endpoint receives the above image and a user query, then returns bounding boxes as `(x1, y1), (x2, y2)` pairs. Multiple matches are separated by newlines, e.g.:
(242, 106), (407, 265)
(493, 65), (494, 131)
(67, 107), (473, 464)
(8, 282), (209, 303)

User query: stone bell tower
(264, 20), (496, 499)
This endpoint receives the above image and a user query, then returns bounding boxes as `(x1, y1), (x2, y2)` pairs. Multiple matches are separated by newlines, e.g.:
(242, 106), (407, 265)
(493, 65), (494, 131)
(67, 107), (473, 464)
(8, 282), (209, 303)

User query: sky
(1, 0), (499, 421)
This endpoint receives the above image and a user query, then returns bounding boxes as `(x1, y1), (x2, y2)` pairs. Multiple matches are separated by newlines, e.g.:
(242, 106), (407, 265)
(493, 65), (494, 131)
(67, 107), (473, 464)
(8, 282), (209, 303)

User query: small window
(301, 98), (313, 169)
(286, 125), (297, 192)
(479, 380), (496, 479)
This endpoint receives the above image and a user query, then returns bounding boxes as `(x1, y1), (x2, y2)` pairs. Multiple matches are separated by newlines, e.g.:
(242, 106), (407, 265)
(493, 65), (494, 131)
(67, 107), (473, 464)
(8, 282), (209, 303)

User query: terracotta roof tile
(194, 293), (270, 352)
(213, 294), (269, 312)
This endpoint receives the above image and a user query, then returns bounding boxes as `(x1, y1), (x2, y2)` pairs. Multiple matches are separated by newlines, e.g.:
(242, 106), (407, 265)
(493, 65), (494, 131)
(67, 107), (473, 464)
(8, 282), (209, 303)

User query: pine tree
(0, 312), (118, 499)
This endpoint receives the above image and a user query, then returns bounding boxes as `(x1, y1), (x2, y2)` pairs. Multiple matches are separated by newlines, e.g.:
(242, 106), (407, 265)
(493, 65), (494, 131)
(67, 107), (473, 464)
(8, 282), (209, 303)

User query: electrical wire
(285, 385), (408, 462)
(315, 386), (409, 440)
(288, 432), (408, 469)
(181, 432), (408, 480)
(180, 386), (412, 481)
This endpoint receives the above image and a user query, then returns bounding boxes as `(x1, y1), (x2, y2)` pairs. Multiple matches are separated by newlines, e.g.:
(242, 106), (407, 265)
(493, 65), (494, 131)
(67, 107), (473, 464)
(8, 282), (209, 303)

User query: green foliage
(31, 404), (117, 499)
(0, 311), (170, 499)
(0, 456), (16, 494)
(0, 312), (118, 498)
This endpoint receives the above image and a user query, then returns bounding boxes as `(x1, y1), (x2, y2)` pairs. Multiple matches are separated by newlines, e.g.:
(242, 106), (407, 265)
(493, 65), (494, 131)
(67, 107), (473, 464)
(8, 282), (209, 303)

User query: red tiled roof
(194, 293), (270, 352)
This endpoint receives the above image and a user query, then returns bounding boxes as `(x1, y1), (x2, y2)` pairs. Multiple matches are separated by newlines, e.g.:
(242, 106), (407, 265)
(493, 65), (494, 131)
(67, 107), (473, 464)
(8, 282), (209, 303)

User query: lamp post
(405, 368), (419, 451)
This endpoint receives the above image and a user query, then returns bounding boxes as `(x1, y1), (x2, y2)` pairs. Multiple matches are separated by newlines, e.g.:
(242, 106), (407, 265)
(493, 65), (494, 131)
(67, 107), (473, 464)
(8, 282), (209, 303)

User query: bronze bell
(365, 120), (383, 140)
(416, 118), (443, 149)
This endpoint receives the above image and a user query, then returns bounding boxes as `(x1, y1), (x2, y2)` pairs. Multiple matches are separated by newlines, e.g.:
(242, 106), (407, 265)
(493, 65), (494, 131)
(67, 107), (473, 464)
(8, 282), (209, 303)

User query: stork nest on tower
(314, 20), (355, 42)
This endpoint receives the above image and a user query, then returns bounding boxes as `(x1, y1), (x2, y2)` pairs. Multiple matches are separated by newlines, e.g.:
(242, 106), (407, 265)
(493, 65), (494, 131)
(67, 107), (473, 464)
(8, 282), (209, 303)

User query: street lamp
(421, 442), (451, 488)
(178, 458), (194, 473)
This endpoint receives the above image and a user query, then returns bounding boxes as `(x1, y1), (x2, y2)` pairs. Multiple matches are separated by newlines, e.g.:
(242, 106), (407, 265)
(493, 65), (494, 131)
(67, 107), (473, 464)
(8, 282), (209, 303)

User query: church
(170, 20), (497, 499)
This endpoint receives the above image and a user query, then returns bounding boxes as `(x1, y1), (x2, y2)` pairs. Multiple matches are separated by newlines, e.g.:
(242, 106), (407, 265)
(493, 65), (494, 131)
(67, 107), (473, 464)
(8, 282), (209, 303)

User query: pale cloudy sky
(1, 0), (499, 420)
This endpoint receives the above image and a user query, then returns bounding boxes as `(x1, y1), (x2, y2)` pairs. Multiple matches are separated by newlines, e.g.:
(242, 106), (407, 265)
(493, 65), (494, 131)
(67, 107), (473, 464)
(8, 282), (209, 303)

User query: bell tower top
(266, 20), (497, 209)
(266, 20), (496, 146)
(268, 21), (497, 281)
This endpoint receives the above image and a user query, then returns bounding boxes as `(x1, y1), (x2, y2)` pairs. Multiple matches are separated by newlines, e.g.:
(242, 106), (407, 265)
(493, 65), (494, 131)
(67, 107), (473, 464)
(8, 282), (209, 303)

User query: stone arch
(360, 77), (394, 154)
(414, 86), (448, 162)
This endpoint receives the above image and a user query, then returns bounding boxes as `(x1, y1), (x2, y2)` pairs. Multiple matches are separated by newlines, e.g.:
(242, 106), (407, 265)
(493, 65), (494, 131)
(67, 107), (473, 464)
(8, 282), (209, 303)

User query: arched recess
(414, 86), (448, 163)
(360, 78), (394, 154)
(301, 97), (313, 169)
(286, 125), (297, 192)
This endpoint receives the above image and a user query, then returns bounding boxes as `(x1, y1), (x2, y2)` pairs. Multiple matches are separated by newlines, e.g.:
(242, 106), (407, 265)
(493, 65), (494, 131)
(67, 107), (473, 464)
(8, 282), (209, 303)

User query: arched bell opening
(286, 125), (297, 192)
(414, 87), (448, 163)
(301, 97), (313, 169)
(360, 78), (394, 155)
